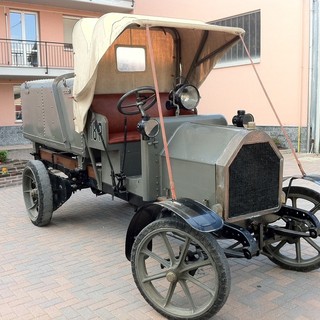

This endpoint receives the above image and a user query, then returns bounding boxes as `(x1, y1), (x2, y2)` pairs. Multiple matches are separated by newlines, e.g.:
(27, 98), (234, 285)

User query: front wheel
(264, 186), (320, 272)
(131, 218), (231, 320)
(22, 160), (53, 226)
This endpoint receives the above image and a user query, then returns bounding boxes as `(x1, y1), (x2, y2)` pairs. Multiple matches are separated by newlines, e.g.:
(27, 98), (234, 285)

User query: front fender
(283, 174), (320, 186)
(125, 198), (224, 260)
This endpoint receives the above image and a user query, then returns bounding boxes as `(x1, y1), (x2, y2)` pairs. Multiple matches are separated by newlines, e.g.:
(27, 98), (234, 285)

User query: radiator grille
(228, 142), (280, 218)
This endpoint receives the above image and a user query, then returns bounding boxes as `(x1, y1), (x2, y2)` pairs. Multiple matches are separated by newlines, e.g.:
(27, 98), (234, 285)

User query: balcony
(0, 39), (74, 79)
(9, 0), (134, 13)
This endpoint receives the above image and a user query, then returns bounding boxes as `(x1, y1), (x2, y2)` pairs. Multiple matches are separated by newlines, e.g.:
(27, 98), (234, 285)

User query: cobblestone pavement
(0, 153), (320, 319)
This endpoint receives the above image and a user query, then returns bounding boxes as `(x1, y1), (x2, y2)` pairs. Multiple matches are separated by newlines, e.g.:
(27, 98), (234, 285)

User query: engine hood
(160, 122), (283, 222)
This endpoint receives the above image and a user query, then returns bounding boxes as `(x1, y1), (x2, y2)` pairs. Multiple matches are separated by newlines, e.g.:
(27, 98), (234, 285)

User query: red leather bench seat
(91, 93), (175, 144)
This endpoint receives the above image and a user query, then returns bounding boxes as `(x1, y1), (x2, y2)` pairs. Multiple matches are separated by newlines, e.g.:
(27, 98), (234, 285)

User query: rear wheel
(22, 160), (53, 226)
(264, 186), (320, 272)
(131, 218), (231, 320)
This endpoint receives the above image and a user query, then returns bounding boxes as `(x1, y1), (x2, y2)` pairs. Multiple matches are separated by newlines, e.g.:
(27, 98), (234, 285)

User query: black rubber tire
(22, 160), (53, 226)
(264, 186), (320, 272)
(131, 218), (231, 320)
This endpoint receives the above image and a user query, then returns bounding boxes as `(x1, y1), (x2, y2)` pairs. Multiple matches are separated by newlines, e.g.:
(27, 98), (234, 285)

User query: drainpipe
(309, 0), (320, 153)
(4, 8), (9, 39)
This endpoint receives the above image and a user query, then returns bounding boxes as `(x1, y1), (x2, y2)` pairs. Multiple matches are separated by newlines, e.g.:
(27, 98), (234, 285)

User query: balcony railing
(0, 38), (74, 72)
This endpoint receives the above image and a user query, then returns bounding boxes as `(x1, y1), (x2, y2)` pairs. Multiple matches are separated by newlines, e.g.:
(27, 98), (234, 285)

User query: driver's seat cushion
(91, 93), (176, 144)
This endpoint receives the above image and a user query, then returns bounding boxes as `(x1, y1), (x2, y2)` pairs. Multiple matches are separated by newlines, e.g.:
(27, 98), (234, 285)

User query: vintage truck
(21, 13), (320, 320)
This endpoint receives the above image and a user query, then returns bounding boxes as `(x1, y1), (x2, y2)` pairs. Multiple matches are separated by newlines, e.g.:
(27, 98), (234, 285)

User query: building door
(9, 11), (39, 66)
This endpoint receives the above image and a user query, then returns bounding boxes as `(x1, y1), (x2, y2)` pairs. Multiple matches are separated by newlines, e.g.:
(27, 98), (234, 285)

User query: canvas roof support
(71, 13), (245, 133)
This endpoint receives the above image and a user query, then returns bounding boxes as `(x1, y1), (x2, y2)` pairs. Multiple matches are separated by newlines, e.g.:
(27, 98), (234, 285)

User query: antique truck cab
(21, 13), (320, 319)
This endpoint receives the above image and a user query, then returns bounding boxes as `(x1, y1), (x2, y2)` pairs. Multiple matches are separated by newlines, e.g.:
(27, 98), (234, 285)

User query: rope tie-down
(146, 25), (177, 200)
(239, 34), (306, 177)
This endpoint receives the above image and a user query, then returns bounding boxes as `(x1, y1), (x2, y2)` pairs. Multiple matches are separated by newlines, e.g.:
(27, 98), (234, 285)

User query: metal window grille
(212, 10), (261, 65)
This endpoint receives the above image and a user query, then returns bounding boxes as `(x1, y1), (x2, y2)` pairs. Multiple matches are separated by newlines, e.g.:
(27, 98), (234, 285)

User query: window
(9, 10), (39, 66)
(116, 46), (146, 72)
(13, 86), (22, 122)
(212, 10), (260, 66)
(63, 16), (80, 49)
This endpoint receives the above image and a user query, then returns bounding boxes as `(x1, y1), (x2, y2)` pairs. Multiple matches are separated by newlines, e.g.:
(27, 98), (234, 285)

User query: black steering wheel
(117, 86), (157, 116)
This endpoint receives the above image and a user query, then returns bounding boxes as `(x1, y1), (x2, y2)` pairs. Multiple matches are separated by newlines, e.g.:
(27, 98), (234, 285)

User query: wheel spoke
(141, 248), (170, 269)
(185, 274), (216, 296)
(177, 237), (191, 267)
(142, 270), (168, 283)
(161, 232), (176, 265)
(180, 258), (211, 274)
(310, 202), (320, 214)
(304, 237), (320, 253)
(295, 240), (302, 263)
(179, 280), (196, 312)
(24, 172), (35, 181)
(23, 189), (34, 194)
(163, 282), (177, 308)
(272, 240), (287, 254)
(27, 200), (38, 211)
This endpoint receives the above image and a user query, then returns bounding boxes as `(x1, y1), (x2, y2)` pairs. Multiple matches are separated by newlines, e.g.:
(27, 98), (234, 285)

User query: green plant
(0, 150), (8, 163)
(272, 137), (282, 149)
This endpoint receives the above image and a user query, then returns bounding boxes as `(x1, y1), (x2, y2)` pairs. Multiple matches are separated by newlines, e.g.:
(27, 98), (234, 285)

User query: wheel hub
(166, 271), (178, 283)
(31, 188), (38, 197)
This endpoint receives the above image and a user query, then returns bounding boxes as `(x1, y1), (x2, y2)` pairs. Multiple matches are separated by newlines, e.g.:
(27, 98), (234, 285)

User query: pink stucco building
(0, 0), (318, 152)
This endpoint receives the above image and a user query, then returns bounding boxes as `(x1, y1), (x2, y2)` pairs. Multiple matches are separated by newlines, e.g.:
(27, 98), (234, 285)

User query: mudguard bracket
(268, 205), (320, 239)
(217, 223), (259, 259)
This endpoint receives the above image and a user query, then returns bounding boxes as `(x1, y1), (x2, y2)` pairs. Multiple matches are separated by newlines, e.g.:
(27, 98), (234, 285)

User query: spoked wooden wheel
(131, 218), (231, 320)
(22, 160), (53, 226)
(264, 186), (320, 272)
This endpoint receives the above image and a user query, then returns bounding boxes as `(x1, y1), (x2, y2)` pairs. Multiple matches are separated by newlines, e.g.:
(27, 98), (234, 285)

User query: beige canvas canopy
(72, 13), (245, 132)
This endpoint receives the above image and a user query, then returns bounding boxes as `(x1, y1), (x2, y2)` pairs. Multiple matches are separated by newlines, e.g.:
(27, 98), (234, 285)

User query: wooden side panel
(53, 154), (78, 170)
(39, 148), (78, 170)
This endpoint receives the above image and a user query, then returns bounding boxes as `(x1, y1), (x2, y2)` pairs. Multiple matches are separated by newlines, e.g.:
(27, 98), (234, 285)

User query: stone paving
(0, 152), (319, 319)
